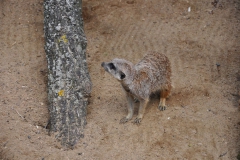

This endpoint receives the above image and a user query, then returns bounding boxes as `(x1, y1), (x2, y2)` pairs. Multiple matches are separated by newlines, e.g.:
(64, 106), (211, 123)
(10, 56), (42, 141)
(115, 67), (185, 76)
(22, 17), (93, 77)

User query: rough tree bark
(43, 0), (92, 148)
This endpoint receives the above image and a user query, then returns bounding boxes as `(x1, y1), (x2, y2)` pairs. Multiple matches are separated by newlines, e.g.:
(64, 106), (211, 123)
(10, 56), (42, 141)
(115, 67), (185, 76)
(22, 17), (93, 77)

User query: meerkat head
(101, 58), (133, 81)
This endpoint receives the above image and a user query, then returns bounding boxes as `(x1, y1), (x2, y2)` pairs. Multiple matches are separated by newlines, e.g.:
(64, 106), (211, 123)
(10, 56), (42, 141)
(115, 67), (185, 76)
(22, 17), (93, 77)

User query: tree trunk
(43, 0), (92, 148)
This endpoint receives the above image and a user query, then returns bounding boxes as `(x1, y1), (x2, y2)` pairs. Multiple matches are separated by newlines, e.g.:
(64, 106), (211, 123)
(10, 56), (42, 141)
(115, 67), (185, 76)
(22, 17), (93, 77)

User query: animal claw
(158, 105), (166, 111)
(133, 118), (142, 124)
(119, 117), (129, 124)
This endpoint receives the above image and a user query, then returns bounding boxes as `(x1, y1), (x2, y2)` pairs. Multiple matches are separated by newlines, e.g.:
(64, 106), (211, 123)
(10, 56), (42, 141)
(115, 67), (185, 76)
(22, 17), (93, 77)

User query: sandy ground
(0, 0), (240, 159)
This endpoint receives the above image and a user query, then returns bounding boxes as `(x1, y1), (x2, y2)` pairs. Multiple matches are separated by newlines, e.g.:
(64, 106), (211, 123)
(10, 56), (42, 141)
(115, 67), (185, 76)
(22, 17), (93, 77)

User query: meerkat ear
(120, 71), (126, 79)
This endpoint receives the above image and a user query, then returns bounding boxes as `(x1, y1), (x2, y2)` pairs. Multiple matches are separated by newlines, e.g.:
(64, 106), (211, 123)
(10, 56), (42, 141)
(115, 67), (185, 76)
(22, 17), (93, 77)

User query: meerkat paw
(119, 117), (130, 124)
(133, 118), (142, 124)
(158, 105), (166, 111)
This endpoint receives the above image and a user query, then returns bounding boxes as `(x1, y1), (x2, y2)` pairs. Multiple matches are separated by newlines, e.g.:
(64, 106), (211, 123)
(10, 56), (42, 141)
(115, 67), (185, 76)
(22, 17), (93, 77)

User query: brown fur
(101, 51), (172, 124)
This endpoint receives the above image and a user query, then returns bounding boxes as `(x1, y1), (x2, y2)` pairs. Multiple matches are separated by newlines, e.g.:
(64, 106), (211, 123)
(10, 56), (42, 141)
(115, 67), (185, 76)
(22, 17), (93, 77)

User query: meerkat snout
(101, 62), (116, 71)
(101, 61), (126, 80)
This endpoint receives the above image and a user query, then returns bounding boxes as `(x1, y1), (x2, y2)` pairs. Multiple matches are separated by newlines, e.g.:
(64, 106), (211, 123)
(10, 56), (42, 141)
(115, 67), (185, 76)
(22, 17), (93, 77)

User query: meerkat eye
(120, 72), (126, 79)
(109, 63), (116, 70)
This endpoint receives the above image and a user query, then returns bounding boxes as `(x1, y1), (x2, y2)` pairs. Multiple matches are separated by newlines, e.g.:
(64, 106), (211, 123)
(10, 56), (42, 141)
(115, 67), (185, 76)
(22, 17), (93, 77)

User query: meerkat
(101, 51), (172, 124)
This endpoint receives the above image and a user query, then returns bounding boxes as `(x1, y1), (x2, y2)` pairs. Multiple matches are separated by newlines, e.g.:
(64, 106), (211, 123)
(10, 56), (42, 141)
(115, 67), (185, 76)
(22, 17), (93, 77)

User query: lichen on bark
(44, 0), (91, 148)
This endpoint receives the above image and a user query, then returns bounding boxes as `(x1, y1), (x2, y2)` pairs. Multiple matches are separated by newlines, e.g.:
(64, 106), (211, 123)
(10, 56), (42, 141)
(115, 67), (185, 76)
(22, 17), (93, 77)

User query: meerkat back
(135, 52), (172, 93)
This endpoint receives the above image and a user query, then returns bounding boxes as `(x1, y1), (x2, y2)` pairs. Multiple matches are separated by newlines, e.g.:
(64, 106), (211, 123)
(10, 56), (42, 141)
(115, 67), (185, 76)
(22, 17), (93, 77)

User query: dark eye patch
(120, 72), (126, 79)
(109, 63), (116, 70)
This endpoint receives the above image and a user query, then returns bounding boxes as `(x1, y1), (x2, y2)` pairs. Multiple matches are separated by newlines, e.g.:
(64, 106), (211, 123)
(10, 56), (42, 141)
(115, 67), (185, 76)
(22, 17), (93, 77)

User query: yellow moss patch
(59, 35), (68, 43)
(58, 90), (64, 96)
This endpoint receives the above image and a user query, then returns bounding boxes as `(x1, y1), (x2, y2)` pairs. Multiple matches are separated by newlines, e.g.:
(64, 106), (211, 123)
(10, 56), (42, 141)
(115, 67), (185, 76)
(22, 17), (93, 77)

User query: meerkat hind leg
(158, 89), (170, 111)
(159, 98), (166, 111)
(134, 99), (149, 124)
(120, 94), (134, 124)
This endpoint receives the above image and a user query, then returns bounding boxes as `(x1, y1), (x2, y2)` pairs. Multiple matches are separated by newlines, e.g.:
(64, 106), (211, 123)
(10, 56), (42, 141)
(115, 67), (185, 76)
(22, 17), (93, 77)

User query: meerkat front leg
(120, 93), (134, 124)
(158, 89), (170, 111)
(134, 98), (149, 124)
